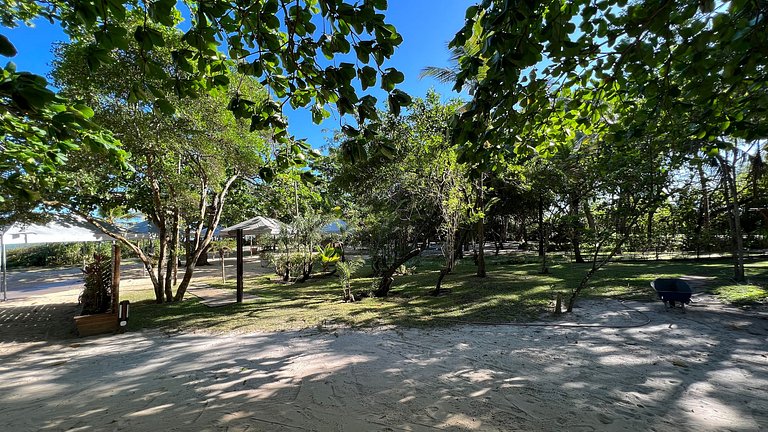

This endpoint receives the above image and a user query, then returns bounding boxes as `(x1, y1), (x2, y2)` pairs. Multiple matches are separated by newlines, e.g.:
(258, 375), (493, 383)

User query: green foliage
(210, 239), (236, 254)
(337, 258), (364, 301)
(711, 283), (768, 305)
(265, 251), (316, 279)
(0, 57), (128, 210)
(1, 0), (408, 212)
(48, 19), (280, 301)
(452, 1), (768, 170)
(333, 90), (469, 275)
(6, 242), (122, 268)
(79, 253), (113, 315)
(316, 244), (341, 266)
(6, 0), (408, 143)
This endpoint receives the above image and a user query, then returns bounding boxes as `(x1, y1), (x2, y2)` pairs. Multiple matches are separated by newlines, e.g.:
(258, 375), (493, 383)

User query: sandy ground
(0, 256), (272, 342)
(0, 281), (767, 431)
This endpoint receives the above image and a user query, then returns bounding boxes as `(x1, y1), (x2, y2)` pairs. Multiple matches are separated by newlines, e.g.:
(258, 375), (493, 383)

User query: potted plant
(74, 253), (118, 336)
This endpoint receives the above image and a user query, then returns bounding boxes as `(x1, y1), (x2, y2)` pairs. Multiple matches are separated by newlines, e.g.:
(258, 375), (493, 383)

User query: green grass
(124, 255), (768, 334)
(710, 283), (768, 304)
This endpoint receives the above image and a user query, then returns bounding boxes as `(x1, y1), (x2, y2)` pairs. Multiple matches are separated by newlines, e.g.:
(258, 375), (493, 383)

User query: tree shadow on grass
(125, 257), (768, 334)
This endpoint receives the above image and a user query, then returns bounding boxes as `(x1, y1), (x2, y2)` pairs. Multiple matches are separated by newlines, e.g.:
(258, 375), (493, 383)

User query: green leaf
(259, 167), (275, 183)
(358, 66), (377, 90)
(0, 35), (17, 57)
(154, 98), (176, 115)
(342, 124), (360, 137)
(73, 104), (95, 118)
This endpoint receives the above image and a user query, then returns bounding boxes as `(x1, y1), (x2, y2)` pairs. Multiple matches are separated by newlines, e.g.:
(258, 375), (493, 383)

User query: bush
(6, 242), (121, 269)
(264, 251), (318, 280)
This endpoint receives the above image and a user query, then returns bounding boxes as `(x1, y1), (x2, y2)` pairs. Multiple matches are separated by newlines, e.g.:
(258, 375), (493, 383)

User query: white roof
(122, 220), (158, 239)
(220, 216), (285, 236)
(0, 216), (119, 245)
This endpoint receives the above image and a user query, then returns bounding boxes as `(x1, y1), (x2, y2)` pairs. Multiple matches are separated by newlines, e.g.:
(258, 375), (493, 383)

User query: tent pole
(236, 228), (244, 303)
(1, 231), (6, 301)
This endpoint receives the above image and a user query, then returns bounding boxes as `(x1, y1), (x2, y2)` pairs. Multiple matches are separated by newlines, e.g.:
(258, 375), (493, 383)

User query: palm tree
(419, 44), (481, 94)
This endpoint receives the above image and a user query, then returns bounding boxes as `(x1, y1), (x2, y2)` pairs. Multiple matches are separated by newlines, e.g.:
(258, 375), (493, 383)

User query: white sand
(1, 296), (767, 431)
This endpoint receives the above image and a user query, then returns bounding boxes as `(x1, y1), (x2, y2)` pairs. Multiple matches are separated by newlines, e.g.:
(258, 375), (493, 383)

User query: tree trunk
(646, 209), (657, 260)
(173, 175), (239, 301)
(373, 248), (422, 297)
(454, 230), (466, 261)
(566, 206), (652, 312)
(219, 249), (226, 282)
(196, 243), (211, 266)
(718, 155), (746, 282)
(538, 193), (545, 257)
(476, 178), (487, 277)
(695, 164), (710, 257)
(164, 211), (179, 302)
(184, 226), (192, 264)
(155, 228), (167, 303)
(699, 164), (711, 230)
(571, 194), (585, 263)
(432, 267), (451, 296)
(584, 201), (596, 232)
(175, 261), (197, 301)
(539, 195), (549, 274)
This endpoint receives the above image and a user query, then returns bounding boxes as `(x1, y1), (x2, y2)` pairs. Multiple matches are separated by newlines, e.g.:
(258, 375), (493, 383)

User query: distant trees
(332, 91), (475, 296)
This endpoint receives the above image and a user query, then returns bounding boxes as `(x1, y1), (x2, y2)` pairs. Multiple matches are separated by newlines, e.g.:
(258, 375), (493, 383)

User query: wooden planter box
(74, 312), (118, 337)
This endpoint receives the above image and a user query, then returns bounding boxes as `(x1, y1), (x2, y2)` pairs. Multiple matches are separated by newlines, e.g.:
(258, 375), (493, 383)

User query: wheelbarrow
(651, 278), (692, 312)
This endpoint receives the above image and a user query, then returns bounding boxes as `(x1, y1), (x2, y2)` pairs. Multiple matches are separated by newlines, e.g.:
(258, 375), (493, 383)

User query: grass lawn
(123, 255), (768, 333)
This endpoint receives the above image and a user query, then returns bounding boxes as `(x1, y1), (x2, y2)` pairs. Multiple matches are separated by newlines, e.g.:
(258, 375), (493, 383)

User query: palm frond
(419, 66), (459, 84)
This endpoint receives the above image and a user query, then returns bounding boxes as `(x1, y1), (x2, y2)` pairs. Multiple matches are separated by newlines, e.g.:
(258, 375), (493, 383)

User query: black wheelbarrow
(651, 278), (692, 312)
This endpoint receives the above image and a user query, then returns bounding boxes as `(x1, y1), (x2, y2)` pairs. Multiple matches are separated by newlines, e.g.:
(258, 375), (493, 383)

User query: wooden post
(219, 249), (226, 283)
(236, 228), (244, 303)
(112, 243), (121, 313)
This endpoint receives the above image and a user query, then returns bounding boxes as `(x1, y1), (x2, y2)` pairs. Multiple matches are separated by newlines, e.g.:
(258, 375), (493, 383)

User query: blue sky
(3, 1), (473, 149)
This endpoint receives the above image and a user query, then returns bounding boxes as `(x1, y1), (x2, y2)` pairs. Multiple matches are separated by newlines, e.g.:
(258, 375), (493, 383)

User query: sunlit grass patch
(123, 256), (768, 333)
(710, 284), (768, 304)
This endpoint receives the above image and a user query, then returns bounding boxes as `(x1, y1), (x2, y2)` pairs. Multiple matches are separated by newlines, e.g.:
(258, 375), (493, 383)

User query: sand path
(1, 296), (766, 431)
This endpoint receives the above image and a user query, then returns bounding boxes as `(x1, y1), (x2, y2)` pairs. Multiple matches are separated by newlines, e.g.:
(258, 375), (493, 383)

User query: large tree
(333, 91), (471, 296)
(1, 0), (409, 208)
(48, 20), (272, 303)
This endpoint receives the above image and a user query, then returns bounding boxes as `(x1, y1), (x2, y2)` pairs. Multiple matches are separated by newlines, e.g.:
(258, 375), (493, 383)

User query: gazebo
(220, 216), (284, 237)
(219, 216), (285, 303)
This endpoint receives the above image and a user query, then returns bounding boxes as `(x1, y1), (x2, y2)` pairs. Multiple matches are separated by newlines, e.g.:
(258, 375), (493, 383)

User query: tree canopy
(1, 0), (409, 210)
(451, 0), (768, 169)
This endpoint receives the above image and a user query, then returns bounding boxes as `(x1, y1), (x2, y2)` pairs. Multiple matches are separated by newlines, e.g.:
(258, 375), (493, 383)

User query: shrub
(265, 251), (316, 280)
(7, 242), (130, 269)
(338, 259), (364, 302)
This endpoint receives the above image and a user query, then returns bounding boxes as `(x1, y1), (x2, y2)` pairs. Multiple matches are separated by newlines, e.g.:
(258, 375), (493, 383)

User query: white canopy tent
(0, 216), (123, 301)
(121, 220), (159, 239)
(220, 216), (285, 237)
